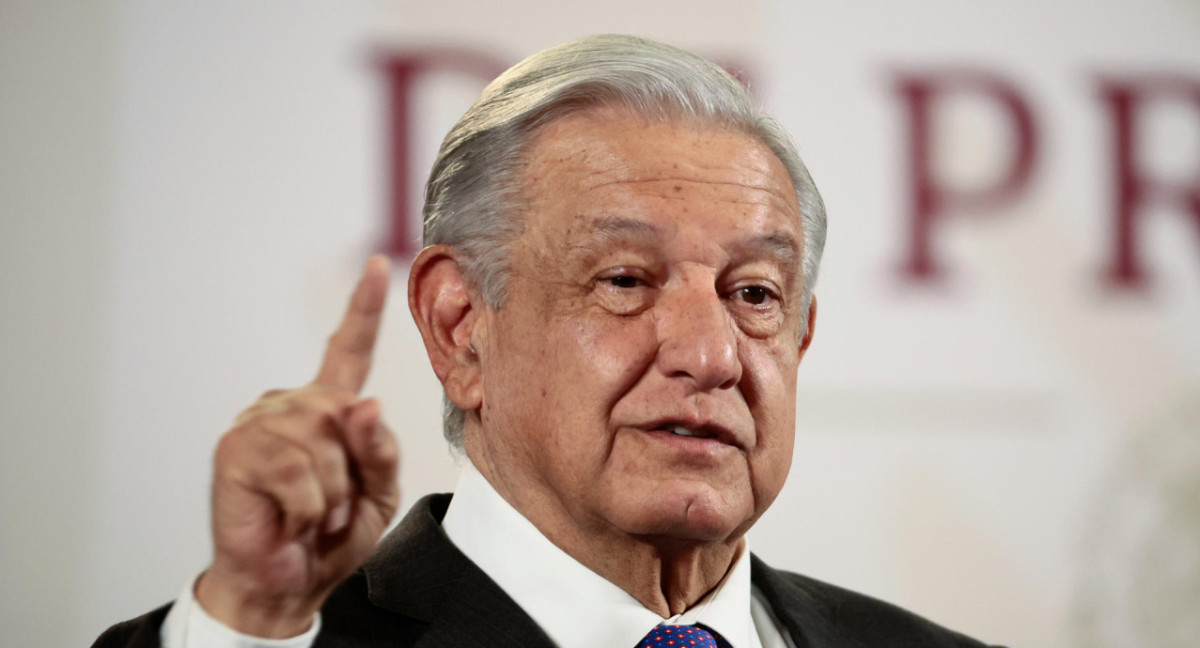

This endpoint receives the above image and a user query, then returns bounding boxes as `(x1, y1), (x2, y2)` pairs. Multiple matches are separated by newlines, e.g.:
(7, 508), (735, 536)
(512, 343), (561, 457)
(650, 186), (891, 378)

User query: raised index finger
(314, 254), (390, 392)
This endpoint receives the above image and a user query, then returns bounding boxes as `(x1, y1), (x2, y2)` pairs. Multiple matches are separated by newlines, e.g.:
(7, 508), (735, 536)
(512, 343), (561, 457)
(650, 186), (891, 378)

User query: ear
(408, 245), (484, 412)
(798, 295), (818, 361)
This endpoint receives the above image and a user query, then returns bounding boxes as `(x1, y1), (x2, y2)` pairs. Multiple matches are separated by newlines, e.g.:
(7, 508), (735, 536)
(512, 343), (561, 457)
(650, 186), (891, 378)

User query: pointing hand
(196, 256), (401, 638)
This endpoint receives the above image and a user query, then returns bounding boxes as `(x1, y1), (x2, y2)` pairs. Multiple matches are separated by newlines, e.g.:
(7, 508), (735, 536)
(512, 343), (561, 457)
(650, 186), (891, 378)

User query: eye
(735, 285), (776, 306)
(593, 268), (655, 316)
(606, 275), (643, 289)
(727, 281), (786, 337)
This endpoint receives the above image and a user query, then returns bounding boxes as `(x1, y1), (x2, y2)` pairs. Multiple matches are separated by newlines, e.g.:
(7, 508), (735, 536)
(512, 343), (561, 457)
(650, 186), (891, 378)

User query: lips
(643, 419), (742, 449)
(657, 425), (717, 439)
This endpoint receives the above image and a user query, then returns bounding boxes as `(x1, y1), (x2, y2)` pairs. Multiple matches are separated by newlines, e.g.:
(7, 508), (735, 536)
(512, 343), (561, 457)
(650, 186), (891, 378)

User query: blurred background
(3, 1), (1198, 646)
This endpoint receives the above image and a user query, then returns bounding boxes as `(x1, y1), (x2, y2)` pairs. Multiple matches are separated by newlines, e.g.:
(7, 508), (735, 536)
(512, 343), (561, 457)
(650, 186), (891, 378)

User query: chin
(610, 481), (754, 544)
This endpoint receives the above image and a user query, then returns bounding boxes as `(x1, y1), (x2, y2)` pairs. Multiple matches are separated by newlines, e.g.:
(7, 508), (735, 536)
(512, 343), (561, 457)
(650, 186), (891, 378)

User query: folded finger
(236, 433), (328, 541)
(342, 398), (400, 521)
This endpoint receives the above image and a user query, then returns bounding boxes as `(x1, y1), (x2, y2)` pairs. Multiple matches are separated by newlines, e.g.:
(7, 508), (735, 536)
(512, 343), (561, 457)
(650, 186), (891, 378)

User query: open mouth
(656, 425), (717, 440)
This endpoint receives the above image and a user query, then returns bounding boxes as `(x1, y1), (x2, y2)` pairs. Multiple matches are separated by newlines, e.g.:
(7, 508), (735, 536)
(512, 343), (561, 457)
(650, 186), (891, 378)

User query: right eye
(594, 269), (654, 315)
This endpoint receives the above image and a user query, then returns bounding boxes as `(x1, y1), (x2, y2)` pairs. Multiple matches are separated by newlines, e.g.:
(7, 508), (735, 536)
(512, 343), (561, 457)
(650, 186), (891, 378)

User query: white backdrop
(2, 2), (1198, 647)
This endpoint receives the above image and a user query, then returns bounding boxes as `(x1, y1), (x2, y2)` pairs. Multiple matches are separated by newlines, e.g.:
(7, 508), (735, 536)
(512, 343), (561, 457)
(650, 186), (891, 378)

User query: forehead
(516, 107), (802, 249)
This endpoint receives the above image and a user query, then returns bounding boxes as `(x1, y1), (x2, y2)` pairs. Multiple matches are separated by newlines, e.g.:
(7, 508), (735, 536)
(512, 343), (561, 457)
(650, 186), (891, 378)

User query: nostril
(657, 342), (742, 391)
(654, 291), (742, 390)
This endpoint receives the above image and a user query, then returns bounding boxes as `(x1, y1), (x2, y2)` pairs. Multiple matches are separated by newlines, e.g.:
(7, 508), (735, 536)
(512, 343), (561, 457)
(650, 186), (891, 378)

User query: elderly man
(96, 35), (999, 648)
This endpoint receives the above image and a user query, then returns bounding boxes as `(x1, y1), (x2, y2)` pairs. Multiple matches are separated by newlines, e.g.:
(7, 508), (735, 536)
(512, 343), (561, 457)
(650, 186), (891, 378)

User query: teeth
(671, 426), (695, 437)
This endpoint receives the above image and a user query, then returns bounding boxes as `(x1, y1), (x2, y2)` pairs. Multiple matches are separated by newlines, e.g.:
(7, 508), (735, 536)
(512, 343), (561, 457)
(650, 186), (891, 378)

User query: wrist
(195, 568), (320, 638)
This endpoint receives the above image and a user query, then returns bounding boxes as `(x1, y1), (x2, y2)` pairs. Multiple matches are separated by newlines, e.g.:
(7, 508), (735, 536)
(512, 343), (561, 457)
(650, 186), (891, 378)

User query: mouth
(644, 420), (741, 449)
(659, 425), (714, 439)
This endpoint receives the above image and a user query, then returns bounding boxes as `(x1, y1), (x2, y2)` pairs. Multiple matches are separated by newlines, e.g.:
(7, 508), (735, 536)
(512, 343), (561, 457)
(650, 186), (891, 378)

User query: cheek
(568, 313), (660, 409)
(486, 312), (658, 454)
(741, 342), (799, 495)
(480, 312), (555, 436)
(741, 340), (799, 420)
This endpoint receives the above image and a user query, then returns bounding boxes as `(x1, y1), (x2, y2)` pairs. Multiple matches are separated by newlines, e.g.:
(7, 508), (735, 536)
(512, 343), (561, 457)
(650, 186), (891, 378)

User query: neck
(574, 532), (745, 616)
(469, 447), (745, 617)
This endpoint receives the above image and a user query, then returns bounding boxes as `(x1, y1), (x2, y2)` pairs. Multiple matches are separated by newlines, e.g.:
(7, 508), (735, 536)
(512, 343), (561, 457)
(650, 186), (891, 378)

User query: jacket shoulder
(751, 557), (1006, 648)
(91, 604), (171, 648)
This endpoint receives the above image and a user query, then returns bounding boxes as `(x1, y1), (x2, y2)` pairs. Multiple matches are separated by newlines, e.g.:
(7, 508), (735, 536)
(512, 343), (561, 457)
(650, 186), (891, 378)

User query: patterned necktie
(635, 624), (731, 648)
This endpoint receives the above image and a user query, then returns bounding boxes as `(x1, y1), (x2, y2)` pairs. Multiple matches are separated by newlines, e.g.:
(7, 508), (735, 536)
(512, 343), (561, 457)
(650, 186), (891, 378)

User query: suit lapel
(751, 554), (835, 648)
(361, 494), (558, 648)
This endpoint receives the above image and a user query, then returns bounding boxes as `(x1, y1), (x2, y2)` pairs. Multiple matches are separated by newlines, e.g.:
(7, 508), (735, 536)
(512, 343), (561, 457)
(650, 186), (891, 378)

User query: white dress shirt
(164, 465), (794, 648)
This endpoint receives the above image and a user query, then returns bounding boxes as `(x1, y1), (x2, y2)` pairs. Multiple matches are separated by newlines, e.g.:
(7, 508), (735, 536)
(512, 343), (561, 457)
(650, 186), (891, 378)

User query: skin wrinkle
(584, 175), (795, 195)
(581, 216), (800, 267)
(463, 106), (812, 616)
(567, 223), (800, 327)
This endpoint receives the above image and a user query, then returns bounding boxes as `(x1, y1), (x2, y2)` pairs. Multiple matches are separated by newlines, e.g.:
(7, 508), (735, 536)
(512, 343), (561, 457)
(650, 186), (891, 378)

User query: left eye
(736, 286), (774, 305)
(607, 275), (642, 289)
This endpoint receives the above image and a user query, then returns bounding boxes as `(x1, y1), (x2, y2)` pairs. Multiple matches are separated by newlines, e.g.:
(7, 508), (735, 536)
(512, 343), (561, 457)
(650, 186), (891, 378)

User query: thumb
(344, 398), (400, 519)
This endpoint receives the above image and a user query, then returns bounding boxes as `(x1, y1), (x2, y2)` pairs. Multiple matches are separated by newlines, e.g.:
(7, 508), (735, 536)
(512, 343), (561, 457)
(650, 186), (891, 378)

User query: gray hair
(422, 34), (827, 449)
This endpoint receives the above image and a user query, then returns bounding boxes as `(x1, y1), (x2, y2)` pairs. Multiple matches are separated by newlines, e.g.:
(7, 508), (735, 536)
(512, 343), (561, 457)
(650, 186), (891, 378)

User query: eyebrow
(728, 232), (800, 267)
(582, 215), (800, 267)
(587, 216), (664, 243)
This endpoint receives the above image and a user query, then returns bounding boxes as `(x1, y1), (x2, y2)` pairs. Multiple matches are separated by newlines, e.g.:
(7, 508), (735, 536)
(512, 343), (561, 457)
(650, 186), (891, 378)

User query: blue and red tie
(635, 624), (731, 648)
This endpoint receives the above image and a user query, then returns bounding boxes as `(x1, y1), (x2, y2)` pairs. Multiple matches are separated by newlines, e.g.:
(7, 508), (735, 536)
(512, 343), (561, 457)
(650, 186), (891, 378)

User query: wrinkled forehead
(521, 105), (788, 179)
(514, 107), (802, 246)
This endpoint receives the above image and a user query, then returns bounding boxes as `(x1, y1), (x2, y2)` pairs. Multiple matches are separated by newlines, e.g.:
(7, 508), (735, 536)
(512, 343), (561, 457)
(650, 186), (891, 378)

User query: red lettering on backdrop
(377, 49), (508, 259)
(893, 72), (1039, 281)
(1098, 76), (1200, 289)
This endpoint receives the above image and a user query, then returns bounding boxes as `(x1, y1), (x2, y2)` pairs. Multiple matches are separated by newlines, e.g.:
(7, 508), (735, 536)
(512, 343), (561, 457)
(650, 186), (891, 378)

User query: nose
(654, 282), (742, 392)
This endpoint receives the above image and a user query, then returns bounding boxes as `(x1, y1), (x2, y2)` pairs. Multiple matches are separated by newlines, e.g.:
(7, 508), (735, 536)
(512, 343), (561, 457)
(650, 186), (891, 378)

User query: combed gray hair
(422, 34), (827, 449)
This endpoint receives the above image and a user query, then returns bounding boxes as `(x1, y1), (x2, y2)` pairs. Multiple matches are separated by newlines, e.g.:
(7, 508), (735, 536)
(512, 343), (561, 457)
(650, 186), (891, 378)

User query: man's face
(467, 107), (809, 547)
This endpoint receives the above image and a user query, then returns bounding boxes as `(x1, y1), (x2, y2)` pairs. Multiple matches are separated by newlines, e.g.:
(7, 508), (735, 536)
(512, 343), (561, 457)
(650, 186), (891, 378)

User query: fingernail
(324, 501), (351, 534)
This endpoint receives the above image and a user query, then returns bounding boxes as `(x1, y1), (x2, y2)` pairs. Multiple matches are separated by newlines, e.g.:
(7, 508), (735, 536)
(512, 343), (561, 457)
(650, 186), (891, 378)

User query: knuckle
(235, 392), (296, 426)
(372, 434), (400, 466)
(295, 386), (356, 415)
(232, 401), (266, 426)
(307, 396), (351, 420)
(295, 409), (344, 441)
(270, 447), (315, 484)
(257, 388), (289, 403)
(254, 407), (334, 444)
(288, 496), (324, 526)
(324, 479), (350, 507)
(213, 426), (252, 464)
(313, 446), (350, 495)
(342, 333), (371, 355)
(313, 439), (348, 472)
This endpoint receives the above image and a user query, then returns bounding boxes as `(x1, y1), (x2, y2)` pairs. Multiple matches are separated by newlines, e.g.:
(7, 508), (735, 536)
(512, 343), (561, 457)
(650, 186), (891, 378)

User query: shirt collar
(442, 464), (756, 648)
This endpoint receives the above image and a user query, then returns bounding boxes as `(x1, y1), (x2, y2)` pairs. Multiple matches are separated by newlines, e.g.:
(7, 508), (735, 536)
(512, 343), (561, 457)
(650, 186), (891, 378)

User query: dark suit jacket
(94, 494), (1002, 648)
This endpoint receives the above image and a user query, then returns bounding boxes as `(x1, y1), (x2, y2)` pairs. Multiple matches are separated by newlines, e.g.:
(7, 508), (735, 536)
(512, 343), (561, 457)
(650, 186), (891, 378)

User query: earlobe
(408, 245), (484, 411)
(798, 295), (818, 360)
